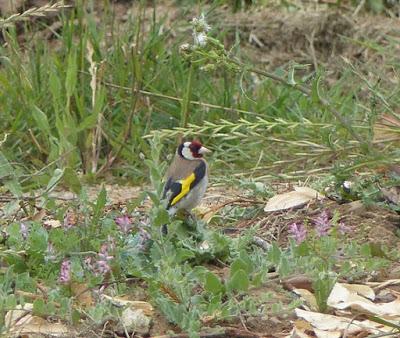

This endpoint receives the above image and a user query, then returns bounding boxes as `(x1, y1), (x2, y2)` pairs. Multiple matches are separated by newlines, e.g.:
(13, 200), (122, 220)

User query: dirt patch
(218, 7), (400, 69)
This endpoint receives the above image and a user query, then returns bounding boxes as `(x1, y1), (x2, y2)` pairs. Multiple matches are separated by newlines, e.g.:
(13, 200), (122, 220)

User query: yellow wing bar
(170, 173), (196, 206)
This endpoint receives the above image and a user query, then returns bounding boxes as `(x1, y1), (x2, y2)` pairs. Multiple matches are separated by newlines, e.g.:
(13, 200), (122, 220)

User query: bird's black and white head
(178, 141), (211, 160)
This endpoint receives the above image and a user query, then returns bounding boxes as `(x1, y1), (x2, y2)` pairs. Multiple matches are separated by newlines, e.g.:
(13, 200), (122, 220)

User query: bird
(161, 140), (211, 232)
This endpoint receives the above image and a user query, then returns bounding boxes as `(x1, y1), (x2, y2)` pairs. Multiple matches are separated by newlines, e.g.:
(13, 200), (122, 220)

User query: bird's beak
(198, 146), (211, 154)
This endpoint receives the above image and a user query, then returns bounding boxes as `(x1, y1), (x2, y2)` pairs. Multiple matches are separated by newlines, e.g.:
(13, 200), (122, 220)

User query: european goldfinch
(162, 141), (211, 220)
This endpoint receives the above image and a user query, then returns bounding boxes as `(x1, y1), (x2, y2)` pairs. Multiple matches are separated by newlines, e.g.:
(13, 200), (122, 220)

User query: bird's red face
(179, 141), (211, 160)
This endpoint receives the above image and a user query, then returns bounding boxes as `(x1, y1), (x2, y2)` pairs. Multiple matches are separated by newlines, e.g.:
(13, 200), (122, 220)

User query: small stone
(120, 307), (151, 335)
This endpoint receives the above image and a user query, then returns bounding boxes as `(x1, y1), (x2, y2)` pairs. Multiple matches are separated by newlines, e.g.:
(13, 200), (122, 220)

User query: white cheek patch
(182, 146), (195, 160)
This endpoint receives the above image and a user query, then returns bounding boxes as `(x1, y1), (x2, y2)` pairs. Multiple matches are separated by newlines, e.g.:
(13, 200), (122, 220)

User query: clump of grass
(1, 3), (398, 198)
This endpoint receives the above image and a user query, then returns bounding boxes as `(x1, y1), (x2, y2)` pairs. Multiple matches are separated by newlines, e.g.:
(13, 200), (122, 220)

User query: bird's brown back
(166, 155), (208, 181)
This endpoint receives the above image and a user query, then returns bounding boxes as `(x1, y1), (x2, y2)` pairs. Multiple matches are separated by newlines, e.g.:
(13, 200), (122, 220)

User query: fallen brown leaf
(264, 186), (323, 212)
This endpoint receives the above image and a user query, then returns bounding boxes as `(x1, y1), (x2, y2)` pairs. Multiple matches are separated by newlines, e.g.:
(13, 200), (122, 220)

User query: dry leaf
(340, 283), (375, 300)
(294, 308), (389, 334)
(5, 303), (33, 330)
(71, 282), (93, 307)
(101, 294), (153, 315)
(295, 308), (363, 332)
(373, 113), (400, 143)
(293, 289), (319, 311)
(5, 304), (71, 337)
(313, 328), (341, 338)
(43, 219), (62, 228)
(9, 317), (70, 337)
(264, 187), (323, 212)
(31, 209), (46, 222)
(367, 279), (400, 290)
(327, 283), (400, 319)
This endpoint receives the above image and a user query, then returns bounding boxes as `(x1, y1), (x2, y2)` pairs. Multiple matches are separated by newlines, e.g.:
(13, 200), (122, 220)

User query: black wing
(162, 161), (206, 209)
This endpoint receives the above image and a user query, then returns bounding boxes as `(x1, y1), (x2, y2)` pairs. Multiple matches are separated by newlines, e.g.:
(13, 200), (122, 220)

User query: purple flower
(84, 242), (115, 276)
(20, 223), (29, 240)
(59, 259), (71, 283)
(314, 210), (332, 237)
(288, 223), (307, 244)
(94, 243), (114, 276)
(115, 215), (133, 233)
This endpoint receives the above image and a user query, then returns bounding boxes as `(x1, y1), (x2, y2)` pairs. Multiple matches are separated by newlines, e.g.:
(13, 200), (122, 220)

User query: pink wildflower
(314, 210), (332, 237)
(288, 223), (307, 244)
(59, 259), (71, 283)
(115, 215), (133, 233)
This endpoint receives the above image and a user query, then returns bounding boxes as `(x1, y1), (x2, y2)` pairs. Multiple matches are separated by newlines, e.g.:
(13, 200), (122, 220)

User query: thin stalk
(180, 63), (194, 142)
(230, 58), (366, 145)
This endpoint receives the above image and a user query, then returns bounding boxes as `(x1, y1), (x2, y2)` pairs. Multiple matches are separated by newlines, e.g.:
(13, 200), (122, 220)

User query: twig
(352, 0), (366, 17)
(233, 297), (250, 332)
(306, 29), (318, 71)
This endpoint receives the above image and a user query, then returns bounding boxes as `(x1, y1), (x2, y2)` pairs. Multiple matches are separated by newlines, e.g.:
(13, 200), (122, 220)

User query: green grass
(1, 1), (400, 336)
(0, 0), (398, 194)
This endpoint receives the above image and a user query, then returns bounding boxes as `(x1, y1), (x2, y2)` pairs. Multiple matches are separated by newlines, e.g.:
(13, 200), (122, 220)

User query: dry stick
(352, 0), (366, 17)
(306, 29), (318, 71)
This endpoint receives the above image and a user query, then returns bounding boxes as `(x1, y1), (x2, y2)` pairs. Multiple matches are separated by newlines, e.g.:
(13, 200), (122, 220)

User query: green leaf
(153, 208), (169, 227)
(227, 269), (249, 292)
(5, 179), (23, 198)
(93, 186), (107, 219)
(5, 294), (17, 310)
(362, 242), (389, 259)
(0, 151), (14, 179)
(33, 299), (47, 316)
(77, 112), (98, 131)
(278, 256), (291, 276)
(268, 243), (282, 265)
(63, 167), (81, 194)
(204, 272), (223, 295)
(32, 106), (51, 135)
(46, 168), (64, 193)
(230, 258), (251, 276)
(367, 0), (384, 12)
(311, 73), (322, 104)
(29, 224), (48, 252)
(4, 200), (20, 217)
(175, 248), (196, 263)
(65, 48), (77, 98)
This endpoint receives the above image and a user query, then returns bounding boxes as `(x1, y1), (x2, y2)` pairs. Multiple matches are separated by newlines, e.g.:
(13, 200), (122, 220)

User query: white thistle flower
(191, 13), (211, 33)
(191, 13), (211, 47)
(193, 31), (207, 47)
